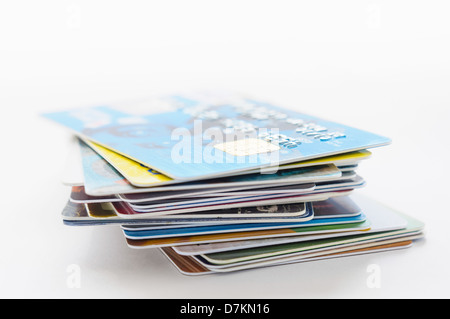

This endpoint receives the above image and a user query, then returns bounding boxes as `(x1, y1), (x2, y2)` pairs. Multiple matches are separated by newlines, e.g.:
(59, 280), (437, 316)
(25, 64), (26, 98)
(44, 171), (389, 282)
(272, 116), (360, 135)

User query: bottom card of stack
(158, 194), (425, 275)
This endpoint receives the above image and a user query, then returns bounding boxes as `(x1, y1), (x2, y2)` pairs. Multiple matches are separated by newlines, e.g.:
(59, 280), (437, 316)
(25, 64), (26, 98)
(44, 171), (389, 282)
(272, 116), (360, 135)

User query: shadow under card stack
(45, 93), (425, 275)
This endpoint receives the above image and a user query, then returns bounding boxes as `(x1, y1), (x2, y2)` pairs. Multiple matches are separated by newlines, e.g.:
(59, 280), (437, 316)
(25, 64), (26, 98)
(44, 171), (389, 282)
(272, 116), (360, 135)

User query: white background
(0, 1), (449, 298)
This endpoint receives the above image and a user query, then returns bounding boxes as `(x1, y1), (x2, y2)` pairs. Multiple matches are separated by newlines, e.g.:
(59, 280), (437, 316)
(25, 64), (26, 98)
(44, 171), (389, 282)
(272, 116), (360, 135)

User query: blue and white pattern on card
(43, 95), (391, 180)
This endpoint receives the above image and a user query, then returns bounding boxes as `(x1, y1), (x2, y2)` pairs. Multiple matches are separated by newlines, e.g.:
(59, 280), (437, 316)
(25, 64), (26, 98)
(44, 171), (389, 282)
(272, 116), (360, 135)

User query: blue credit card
(43, 95), (391, 180)
(122, 206), (367, 239)
(122, 214), (367, 239)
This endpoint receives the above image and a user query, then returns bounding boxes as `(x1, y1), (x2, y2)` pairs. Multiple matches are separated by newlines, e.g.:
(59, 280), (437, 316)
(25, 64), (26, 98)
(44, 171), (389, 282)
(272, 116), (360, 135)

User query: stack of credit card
(44, 93), (425, 275)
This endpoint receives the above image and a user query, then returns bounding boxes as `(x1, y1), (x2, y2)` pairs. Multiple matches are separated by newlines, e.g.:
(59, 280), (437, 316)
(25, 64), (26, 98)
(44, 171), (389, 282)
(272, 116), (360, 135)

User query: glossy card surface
(43, 95), (391, 180)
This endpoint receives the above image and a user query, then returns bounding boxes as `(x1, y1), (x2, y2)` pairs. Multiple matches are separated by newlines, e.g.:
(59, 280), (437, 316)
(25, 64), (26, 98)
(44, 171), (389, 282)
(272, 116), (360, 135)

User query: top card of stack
(43, 94), (391, 181)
